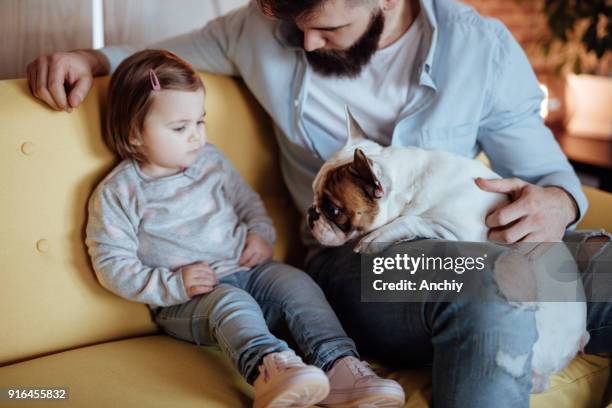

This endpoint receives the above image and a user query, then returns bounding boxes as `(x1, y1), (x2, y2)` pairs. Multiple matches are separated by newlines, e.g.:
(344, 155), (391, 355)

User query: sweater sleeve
(477, 20), (587, 227)
(219, 153), (277, 245)
(85, 185), (191, 307)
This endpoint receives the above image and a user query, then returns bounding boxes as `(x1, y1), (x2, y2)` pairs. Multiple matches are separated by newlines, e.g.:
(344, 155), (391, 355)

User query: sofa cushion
(376, 354), (611, 407)
(579, 187), (612, 231)
(0, 335), (251, 407)
(0, 335), (607, 407)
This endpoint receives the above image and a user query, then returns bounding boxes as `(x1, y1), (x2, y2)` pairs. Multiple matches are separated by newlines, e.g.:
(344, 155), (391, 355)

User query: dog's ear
(344, 105), (367, 146)
(350, 148), (384, 199)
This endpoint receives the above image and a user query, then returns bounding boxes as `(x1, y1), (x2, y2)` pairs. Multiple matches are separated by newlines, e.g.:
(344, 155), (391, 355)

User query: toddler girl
(86, 49), (404, 408)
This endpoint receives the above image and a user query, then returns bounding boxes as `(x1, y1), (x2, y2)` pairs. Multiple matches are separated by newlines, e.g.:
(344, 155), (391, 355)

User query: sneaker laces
(272, 351), (304, 371)
(348, 360), (377, 379)
(258, 352), (303, 382)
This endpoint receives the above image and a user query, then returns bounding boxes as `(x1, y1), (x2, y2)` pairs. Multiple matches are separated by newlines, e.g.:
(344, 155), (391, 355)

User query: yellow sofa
(0, 73), (610, 407)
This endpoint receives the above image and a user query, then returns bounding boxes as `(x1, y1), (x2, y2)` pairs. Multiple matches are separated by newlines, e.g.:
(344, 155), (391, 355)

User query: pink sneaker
(253, 350), (330, 408)
(319, 356), (405, 407)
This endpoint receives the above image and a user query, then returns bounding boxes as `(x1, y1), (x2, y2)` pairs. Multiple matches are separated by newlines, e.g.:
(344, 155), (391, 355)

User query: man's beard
(306, 10), (385, 78)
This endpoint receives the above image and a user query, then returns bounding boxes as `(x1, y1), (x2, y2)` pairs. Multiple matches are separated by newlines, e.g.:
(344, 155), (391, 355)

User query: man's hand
(179, 261), (218, 298)
(476, 177), (578, 243)
(239, 234), (274, 268)
(26, 50), (110, 112)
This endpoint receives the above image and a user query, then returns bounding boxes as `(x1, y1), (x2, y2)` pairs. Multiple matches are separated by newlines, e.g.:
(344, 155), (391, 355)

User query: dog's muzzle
(307, 205), (320, 230)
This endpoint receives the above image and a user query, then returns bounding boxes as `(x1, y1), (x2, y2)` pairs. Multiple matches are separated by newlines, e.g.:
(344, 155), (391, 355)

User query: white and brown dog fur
(308, 107), (589, 392)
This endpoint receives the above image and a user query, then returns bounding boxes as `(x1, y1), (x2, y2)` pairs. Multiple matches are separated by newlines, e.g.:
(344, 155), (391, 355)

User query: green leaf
(520, 0), (611, 63)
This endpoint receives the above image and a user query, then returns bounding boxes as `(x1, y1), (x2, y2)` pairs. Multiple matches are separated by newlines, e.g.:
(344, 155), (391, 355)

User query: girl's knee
(200, 284), (259, 317)
(273, 264), (324, 291)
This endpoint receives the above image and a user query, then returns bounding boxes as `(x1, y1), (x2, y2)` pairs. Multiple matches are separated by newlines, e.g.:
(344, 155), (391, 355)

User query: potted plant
(539, 0), (610, 75)
(524, 0), (611, 138)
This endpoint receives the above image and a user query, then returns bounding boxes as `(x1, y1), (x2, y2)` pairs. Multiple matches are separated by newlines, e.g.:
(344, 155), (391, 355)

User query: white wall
(0, 0), (248, 79)
(103, 0), (248, 47)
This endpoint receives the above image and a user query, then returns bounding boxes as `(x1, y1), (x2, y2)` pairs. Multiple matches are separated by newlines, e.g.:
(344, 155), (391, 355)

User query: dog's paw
(530, 372), (550, 394)
(355, 234), (413, 254)
(354, 218), (419, 254)
(354, 232), (391, 254)
(578, 331), (590, 353)
(354, 241), (390, 254)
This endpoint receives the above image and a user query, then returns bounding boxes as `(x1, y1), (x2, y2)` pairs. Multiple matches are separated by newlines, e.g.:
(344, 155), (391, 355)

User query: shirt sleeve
(100, 4), (250, 75)
(85, 185), (191, 307)
(218, 153), (277, 245)
(477, 20), (587, 227)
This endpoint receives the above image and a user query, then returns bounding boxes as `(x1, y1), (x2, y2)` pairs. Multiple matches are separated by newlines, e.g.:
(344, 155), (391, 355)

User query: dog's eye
(322, 198), (342, 219)
(321, 197), (351, 232)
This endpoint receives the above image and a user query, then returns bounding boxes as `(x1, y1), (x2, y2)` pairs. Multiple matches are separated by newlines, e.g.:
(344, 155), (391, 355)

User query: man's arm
(27, 49), (110, 112)
(476, 20), (587, 241)
(27, 4), (251, 111)
(102, 5), (250, 75)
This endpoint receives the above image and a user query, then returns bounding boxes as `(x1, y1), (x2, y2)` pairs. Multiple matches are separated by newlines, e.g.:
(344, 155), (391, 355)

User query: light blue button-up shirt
(102, 0), (586, 232)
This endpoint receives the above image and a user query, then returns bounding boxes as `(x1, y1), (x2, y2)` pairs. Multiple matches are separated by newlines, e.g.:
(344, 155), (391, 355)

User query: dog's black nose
(307, 205), (320, 229)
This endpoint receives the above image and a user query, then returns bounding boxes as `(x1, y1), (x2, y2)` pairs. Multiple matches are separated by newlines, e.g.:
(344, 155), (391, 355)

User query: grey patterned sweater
(85, 144), (276, 312)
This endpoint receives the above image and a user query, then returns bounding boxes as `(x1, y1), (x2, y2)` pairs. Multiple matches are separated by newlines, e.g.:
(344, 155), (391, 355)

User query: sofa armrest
(578, 186), (612, 231)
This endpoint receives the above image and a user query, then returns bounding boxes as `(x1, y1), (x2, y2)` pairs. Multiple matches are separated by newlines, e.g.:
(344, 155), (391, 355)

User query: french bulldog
(307, 107), (589, 393)
(308, 106), (508, 251)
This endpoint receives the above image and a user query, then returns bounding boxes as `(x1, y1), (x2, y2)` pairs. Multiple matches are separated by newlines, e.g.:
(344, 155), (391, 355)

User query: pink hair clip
(149, 69), (161, 91)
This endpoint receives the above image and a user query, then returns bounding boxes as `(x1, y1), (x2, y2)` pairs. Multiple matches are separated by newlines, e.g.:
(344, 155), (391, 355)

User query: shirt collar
(416, 0), (438, 90)
(131, 158), (203, 182)
(183, 151), (206, 180)
(183, 164), (201, 179)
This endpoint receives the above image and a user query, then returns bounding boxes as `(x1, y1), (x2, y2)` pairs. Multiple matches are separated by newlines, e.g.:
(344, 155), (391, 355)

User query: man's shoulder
(432, 0), (512, 47)
(227, 1), (282, 44)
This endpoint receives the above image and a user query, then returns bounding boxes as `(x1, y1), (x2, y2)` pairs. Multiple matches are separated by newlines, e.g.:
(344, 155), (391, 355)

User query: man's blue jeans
(304, 230), (611, 407)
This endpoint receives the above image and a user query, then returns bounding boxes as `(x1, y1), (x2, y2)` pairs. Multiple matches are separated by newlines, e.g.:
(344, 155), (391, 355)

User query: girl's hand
(239, 234), (274, 268)
(179, 261), (218, 297)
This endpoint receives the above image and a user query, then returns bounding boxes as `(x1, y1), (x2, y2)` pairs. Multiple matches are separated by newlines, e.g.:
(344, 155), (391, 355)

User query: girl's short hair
(106, 49), (204, 162)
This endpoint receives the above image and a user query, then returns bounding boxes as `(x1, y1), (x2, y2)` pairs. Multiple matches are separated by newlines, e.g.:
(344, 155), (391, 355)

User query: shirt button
(424, 64), (431, 73)
(21, 142), (35, 155)
(294, 99), (300, 108)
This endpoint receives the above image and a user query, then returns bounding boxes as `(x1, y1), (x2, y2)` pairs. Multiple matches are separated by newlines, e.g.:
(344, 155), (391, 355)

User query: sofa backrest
(0, 74), (302, 366)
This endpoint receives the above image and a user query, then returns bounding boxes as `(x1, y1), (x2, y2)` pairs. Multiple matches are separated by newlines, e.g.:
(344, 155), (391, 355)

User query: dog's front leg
(354, 215), (450, 254)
